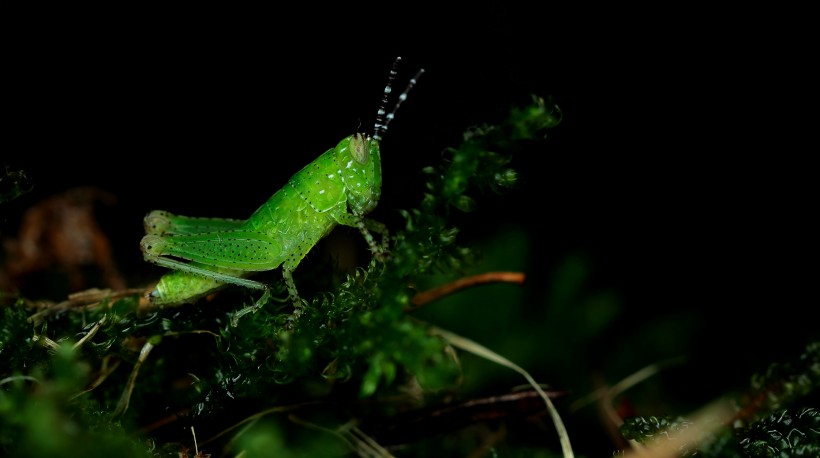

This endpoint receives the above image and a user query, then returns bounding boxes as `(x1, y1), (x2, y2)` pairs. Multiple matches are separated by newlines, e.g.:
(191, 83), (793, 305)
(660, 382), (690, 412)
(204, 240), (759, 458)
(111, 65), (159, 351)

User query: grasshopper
(140, 57), (422, 323)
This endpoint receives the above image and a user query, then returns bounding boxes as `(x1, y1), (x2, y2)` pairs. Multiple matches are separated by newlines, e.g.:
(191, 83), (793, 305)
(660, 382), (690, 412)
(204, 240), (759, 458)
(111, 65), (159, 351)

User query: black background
(3, 5), (817, 453)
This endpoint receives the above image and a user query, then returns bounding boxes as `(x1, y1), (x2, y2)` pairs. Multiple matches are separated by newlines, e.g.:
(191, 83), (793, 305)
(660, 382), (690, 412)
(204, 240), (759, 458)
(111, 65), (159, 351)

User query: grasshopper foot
(230, 288), (273, 327)
(284, 298), (308, 331)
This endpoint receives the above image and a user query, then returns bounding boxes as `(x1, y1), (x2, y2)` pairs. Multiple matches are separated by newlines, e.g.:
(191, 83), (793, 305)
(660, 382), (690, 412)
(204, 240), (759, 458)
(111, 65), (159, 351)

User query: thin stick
(407, 271), (525, 311)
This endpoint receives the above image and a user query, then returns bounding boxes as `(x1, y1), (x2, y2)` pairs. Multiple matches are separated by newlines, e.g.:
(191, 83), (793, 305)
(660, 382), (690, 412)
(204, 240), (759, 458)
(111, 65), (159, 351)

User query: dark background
(3, 5), (817, 453)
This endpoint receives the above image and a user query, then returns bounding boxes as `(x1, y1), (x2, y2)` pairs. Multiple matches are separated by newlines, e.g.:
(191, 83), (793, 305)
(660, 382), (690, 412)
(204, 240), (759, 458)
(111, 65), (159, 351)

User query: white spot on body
(319, 189), (325, 194)
(346, 161), (353, 169)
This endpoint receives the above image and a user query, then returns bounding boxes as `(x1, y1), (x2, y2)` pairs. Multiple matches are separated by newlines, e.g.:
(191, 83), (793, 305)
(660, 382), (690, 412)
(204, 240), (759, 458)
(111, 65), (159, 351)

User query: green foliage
(1, 301), (40, 374)
(619, 415), (700, 455)
(739, 407), (819, 457)
(0, 95), (562, 457)
(0, 165), (33, 204)
(740, 341), (820, 422)
(619, 407), (820, 457)
(0, 345), (147, 458)
(617, 341), (820, 456)
(430, 94), (561, 213)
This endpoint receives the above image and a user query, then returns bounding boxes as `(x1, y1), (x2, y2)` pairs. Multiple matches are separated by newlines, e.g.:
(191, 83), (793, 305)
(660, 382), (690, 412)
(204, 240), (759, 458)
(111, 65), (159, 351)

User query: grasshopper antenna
(373, 57), (425, 142)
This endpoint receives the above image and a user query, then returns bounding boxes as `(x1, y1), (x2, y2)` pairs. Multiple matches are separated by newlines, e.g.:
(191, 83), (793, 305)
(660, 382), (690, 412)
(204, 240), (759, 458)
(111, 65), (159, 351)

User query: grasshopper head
(331, 58), (422, 217)
(335, 133), (382, 216)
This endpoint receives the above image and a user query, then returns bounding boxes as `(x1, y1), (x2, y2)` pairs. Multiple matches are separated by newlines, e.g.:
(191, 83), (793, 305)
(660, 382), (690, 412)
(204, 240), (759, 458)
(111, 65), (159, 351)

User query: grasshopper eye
(349, 133), (369, 164)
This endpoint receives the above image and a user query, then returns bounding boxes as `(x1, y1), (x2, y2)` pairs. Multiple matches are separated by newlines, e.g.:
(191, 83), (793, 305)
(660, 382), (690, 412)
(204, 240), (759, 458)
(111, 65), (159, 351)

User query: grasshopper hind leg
(229, 271), (301, 327)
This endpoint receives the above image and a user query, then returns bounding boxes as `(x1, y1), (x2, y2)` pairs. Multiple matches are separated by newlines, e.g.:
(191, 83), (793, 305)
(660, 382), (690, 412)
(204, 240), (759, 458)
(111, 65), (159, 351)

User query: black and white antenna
(373, 57), (424, 142)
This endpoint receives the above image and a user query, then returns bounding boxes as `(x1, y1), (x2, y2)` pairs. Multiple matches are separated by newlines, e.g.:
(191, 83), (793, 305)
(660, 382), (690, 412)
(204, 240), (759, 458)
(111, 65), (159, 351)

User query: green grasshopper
(140, 57), (423, 323)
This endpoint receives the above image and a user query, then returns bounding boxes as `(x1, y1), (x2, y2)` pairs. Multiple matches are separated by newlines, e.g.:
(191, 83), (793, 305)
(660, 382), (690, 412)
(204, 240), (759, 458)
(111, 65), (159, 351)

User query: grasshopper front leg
(333, 212), (391, 262)
(362, 218), (391, 261)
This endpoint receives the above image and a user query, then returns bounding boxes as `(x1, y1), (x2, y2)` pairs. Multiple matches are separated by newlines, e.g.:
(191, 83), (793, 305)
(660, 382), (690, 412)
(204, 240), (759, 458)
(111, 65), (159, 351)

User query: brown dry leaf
(1, 186), (126, 296)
